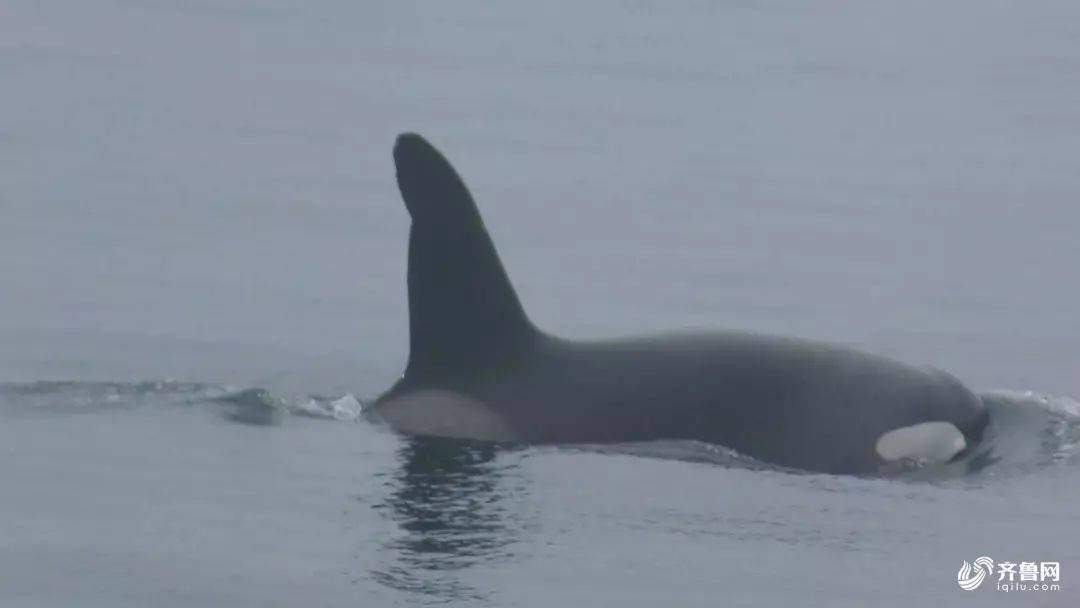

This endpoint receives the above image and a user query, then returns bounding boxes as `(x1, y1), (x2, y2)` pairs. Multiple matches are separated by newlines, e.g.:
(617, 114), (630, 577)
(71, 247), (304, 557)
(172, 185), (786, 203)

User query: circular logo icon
(958, 556), (994, 591)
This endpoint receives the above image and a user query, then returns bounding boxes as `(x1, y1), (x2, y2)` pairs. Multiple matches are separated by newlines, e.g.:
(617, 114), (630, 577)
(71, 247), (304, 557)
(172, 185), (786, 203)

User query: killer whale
(371, 133), (989, 475)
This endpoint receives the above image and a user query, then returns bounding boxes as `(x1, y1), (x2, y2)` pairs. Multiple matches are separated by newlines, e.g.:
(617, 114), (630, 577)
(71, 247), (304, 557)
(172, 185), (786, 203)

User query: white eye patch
(875, 421), (967, 463)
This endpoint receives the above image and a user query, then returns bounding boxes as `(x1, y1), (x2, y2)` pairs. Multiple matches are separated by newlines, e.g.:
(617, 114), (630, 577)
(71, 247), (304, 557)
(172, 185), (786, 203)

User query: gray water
(2, 1), (1079, 606)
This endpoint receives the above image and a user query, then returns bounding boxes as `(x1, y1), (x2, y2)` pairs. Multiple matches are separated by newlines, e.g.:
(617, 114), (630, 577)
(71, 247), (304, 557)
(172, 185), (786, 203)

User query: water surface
(2, 1), (1079, 605)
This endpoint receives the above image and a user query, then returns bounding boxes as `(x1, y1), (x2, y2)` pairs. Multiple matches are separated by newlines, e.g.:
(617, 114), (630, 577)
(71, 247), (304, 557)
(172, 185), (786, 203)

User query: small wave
(974, 390), (1080, 472)
(982, 389), (1080, 419)
(0, 381), (369, 424)
(0, 379), (226, 399)
(290, 393), (365, 421)
(0, 380), (232, 417)
(209, 388), (367, 425)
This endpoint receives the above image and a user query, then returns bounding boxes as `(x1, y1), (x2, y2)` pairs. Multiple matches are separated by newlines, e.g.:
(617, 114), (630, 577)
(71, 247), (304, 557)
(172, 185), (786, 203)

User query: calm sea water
(2, 1), (1079, 606)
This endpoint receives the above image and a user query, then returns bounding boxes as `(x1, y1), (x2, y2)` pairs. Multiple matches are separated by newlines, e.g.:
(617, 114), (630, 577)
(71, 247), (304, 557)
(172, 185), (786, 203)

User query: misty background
(1, 3), (1078, 607)
(3, 1), (1077, 399)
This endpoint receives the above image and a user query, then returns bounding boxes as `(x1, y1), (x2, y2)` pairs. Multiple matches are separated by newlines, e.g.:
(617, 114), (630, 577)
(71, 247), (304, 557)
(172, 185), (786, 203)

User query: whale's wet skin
(4, 0), (1080, 606)
(371, 134), (989, 476)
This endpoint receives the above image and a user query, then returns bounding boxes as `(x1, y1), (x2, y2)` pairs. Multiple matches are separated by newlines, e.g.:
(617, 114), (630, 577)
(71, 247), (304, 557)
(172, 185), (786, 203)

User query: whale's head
(925, 368), (990, 448)
(872, 368), (989, 468)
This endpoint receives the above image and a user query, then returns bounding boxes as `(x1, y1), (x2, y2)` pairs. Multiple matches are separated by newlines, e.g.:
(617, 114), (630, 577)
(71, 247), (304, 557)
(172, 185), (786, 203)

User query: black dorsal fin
(393, 133), (537, 385)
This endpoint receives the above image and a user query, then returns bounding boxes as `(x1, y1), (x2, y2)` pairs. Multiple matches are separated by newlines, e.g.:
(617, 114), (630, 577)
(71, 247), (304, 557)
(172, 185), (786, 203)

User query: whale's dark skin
(372, 133), (989, 475)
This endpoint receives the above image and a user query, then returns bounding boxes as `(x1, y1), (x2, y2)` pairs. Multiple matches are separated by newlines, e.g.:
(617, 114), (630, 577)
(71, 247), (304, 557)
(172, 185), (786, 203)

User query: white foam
(983, 390), (1080, 419)
(292, 393), (364, 421)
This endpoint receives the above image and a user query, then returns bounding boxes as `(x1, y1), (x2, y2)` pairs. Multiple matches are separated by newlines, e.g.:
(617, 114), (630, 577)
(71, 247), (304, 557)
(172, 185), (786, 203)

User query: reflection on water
(372, 436), (523, 603)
